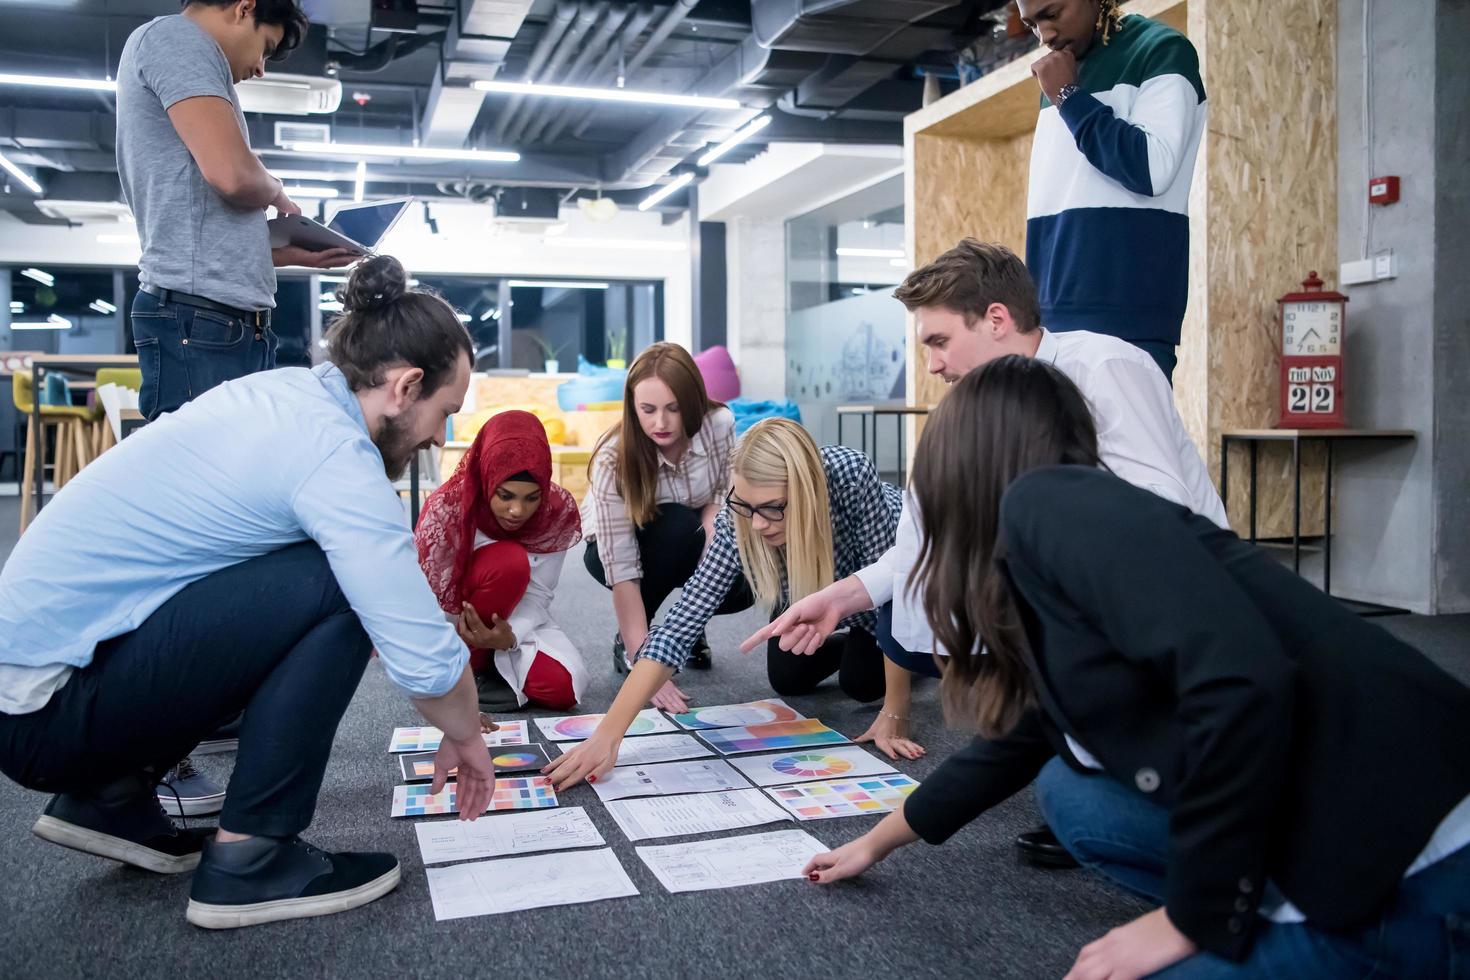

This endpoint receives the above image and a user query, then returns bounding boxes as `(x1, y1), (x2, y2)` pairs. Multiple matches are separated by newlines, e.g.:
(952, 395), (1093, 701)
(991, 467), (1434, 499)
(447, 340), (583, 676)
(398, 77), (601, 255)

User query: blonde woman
(582, 342), (750, 677)
(547, 419), (904, 789)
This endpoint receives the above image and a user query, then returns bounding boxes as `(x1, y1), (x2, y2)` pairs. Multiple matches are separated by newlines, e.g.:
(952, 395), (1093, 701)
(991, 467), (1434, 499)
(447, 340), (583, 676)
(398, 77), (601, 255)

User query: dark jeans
(1131, 340), (1177, 386)
(1034, 758), (1470, 978)
(767, 622), (886, 704)
(584, 503), (755, 626)
(874, 601), (942, 679)
(0, 543), (372, 838)
(131, 290), (278, 421)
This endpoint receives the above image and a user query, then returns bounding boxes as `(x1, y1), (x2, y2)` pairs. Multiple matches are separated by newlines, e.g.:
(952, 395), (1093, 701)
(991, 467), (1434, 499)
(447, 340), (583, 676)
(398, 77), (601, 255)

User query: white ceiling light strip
(697, 114), (772, 167)
(637, 172), (694, 212)
(0, 149), (43, 194)
(473, 79), (739, 111)
(276, 142), (519, 163)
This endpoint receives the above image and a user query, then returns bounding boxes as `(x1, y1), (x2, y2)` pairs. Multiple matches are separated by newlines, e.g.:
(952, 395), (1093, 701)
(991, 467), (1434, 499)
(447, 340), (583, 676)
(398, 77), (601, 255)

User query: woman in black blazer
(803, 356), (1470, 978)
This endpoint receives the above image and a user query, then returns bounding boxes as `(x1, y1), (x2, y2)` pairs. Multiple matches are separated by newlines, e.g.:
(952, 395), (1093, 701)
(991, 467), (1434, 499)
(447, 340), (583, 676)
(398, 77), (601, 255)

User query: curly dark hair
(1097, 0), (1126, 45)
(183, 0), (310, 60)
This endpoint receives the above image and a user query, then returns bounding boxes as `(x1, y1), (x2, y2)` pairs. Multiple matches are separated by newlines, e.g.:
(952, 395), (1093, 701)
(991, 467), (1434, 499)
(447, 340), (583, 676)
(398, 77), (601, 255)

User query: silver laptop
(267, 197), (412, 255)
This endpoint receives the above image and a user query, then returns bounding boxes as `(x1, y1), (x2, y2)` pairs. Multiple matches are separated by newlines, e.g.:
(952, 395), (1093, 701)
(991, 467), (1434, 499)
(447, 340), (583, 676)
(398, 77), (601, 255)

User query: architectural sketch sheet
(603, 790), (793, 842)
(560, 732), (714, 766)
(635, 829), (829, 893)
(414, 807), (606, 864)
(588, 758), (748, 802)
(426, 848), (639, 920)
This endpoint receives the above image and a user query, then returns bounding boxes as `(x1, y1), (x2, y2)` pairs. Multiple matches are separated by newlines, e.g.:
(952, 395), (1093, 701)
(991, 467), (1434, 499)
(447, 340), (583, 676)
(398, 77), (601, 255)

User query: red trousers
(462, 540), (575, 710)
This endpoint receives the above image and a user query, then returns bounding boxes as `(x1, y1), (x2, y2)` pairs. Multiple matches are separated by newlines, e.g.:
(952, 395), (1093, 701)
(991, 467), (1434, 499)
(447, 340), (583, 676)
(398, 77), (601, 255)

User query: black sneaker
(156, 756), (226, 817)
(1015, 824), (1080, 869)
(475, 667), (522, 714)
(194, 715), (242, 756)
(186, 835), (400, 930)
(612, 634), (628, 675)
(32, 774), (211, 874)
(688, 632), (713, 670)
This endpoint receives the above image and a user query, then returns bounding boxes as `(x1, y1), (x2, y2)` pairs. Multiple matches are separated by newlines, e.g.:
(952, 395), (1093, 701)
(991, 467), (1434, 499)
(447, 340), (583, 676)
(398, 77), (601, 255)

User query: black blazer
(903, 466), (1470, 961)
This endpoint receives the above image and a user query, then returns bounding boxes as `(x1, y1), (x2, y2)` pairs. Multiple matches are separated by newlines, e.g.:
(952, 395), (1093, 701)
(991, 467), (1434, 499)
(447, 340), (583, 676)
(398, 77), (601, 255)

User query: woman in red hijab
(417, 410), (584, 713)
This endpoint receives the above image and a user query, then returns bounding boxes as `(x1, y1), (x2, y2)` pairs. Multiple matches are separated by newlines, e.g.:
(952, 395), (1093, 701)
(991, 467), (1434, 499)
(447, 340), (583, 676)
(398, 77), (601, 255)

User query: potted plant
(528, 334), (570, 374)
(605, 326), (628, 369)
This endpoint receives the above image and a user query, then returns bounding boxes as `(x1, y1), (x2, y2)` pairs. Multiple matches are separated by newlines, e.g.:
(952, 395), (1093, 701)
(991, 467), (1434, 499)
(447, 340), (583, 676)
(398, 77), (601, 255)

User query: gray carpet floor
(1, 493), (1468, 979)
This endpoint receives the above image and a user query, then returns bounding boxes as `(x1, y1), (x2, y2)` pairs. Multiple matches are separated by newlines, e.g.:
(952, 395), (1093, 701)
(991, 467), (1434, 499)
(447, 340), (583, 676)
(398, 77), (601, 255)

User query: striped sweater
(1026, 15), (1206, 344)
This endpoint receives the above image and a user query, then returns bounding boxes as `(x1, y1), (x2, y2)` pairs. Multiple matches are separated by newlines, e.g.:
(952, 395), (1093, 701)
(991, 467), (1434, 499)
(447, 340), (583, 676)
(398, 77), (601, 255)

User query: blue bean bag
(727, 397), (802, 436)
(556, 356), (628, 411)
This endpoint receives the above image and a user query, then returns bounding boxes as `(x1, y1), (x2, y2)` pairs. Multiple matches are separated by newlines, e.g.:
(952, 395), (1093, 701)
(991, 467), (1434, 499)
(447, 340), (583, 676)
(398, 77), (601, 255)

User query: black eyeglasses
(726, 489), (787, 523)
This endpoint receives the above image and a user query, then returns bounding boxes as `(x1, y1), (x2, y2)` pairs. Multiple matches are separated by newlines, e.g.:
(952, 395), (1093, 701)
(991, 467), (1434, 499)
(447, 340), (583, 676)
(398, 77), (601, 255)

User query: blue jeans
(874, 601), (942, 679)
(1034, 757), (1470, 978)
(130, 290), (277, 421)
(0, 544), (372, 838)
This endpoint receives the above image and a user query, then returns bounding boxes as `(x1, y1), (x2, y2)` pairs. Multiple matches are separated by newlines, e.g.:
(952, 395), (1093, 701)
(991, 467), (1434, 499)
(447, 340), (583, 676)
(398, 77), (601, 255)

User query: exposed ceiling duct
(422, 0), (537, 148)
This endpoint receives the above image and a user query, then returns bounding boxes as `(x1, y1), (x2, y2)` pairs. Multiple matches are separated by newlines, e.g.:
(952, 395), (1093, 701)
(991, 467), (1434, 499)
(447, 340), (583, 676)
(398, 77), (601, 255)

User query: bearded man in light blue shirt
(0, 256), (494, 930)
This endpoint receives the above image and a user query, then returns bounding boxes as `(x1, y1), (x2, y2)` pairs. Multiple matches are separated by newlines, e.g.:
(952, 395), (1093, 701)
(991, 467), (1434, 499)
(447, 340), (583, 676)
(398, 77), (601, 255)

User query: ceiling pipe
(492, 1), (577, 142)
(538, 2), (655, 145)
(569, 0), (698, 139)
(518, 3), (630, 145)
(502, 2), (603, 144)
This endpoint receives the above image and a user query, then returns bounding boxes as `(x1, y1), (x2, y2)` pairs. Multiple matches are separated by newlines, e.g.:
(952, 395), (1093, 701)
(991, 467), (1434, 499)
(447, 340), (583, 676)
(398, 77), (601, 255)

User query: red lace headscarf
(416, 410), (582, 612)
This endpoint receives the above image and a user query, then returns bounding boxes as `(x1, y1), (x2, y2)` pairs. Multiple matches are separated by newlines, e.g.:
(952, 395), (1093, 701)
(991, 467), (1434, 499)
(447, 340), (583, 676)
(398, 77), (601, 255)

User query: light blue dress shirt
(0, 363), (466, 713)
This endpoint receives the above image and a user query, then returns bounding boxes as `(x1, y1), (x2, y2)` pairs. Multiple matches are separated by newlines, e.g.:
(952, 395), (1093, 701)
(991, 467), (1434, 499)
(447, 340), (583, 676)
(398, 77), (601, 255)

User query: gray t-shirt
(116, 15), (275, 310)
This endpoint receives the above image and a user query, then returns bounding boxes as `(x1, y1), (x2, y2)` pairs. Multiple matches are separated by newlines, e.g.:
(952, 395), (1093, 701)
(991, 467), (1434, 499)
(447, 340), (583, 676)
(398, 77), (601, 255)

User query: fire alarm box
(1369, 176), (1400, 205)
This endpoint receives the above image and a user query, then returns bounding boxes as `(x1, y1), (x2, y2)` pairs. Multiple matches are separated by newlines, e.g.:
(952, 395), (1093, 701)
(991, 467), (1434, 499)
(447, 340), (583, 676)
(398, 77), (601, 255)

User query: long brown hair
(591, 342), (723, 528)
(910, 356), (1101, 738)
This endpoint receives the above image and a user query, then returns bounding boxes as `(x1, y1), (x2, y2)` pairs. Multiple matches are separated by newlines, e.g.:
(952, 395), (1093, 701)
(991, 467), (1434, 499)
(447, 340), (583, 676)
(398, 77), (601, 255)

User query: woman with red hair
(416, 411), (584, 713)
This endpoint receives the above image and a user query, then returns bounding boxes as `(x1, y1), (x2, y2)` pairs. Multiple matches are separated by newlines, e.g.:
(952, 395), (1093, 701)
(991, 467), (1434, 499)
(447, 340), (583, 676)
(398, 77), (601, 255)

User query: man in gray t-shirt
(114, 0), (353, 819)
(116, 0), (353, 421)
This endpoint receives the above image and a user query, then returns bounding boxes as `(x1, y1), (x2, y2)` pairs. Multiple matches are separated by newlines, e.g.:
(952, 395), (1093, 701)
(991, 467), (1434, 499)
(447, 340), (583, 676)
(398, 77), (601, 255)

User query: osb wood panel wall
(1199, 0), (1337, 536)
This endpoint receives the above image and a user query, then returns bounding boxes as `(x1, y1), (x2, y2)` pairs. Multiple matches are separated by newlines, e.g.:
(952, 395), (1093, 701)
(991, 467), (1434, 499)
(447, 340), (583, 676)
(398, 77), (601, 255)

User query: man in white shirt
(744, 238), (1226, 865)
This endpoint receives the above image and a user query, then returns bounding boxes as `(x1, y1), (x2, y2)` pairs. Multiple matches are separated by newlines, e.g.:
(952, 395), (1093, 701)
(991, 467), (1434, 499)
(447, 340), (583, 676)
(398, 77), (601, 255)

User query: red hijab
(416, 410), (582, 612)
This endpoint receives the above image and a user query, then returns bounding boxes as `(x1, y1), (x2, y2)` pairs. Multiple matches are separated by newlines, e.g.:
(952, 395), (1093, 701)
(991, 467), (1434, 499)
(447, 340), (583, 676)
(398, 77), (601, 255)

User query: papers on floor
(765, 774), (919, 820)
(415, 807), (605, 864)
(728, 745), (897, 787)
(604, 789), (792, 841)
(535, 707), (678, 742)
(589, 758), (747, 802)
(698, 718), (851, 756)
(389, 720), (532, 753)
(391, 776), (558, 817)
(671, 698), (805, 731)
(635, 829), (828, 894)
(397, 744), (551, 783)
(426, 848), (639, 920)
(561, 732), (712, 766)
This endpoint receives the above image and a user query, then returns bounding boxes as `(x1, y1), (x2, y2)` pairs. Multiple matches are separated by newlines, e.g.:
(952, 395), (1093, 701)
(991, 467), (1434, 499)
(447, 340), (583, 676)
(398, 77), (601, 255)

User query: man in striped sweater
(1019, 0), (1206, 383)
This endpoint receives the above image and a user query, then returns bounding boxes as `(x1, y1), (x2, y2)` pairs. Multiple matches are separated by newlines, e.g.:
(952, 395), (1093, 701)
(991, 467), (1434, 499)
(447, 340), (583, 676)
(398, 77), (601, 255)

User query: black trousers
(0, 543), (372, 838)
(584, 503), (755, 627)
(766, 623), (886, 704)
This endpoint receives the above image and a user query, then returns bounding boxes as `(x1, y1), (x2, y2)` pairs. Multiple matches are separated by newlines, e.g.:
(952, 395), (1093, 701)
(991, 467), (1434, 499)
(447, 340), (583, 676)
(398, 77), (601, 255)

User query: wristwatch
(1055, 83), (1081, 107)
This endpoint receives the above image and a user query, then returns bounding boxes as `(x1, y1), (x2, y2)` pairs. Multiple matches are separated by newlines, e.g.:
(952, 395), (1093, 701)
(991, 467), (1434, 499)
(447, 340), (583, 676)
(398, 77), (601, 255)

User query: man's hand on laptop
(271, 245), (360, 269)
(270, 187), (302, 217)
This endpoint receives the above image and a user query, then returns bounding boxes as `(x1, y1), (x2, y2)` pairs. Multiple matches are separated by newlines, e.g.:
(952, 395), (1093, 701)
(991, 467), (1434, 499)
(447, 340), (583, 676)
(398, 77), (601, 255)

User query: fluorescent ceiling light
(9, 301), (23, 313)
(277, 141), (519, 163)
(353, 160), (366, 203)
(89, 298), (117, 314)
(97, 233), (141, 245)
(283, 185), (340, 199)
(0, 150), (43, 195)
(0, 72), (117, 93)
(269, 168), (362, 181)
(507, 280), (610, 290)
(479, 309), (495, 321)
(697, 114), (772, 167)
(12, 314), (72, 330)
(546, 237), (686, 252)
(638, 172), (694, 212)
(473, 79), (740, 111)
(20, 267), (54, 286)
(836, 247), (906, 259)
(456, 312), (472, 323)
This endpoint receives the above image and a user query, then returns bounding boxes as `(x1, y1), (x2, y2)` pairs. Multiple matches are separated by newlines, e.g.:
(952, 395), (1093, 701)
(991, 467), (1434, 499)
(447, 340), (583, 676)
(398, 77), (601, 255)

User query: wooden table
(1219, 428), (1415, 601)
(29, 354), (139, 514)
(836, 402), (934, 486)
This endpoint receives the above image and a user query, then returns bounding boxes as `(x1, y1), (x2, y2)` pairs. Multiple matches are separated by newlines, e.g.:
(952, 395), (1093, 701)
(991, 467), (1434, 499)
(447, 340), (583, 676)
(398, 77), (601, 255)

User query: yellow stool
(13, 372), (95, 534)
(91, 367), (144, 455)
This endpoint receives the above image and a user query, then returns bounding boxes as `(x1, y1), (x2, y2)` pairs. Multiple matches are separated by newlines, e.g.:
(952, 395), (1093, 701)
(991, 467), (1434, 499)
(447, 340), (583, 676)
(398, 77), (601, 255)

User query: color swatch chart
(536, 708), (677, 742)
(391, 776), (558, 818)
(699, 718), (851, 756)
(672, 699), (805, 731)
(727, 746), (898, 788)
(398, 745), (550, 783)
(765, 775), (919, 820)
(388, 720), (531, 753)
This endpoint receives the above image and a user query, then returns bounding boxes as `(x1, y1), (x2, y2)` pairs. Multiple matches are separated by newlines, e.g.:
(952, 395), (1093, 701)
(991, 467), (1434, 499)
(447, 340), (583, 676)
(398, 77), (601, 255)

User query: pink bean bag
(693, 344), (742, 402)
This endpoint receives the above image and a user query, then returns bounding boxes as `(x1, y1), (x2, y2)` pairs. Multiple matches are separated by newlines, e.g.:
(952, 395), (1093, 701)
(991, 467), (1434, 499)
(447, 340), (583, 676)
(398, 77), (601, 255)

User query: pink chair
(693, 345), (742, 402)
